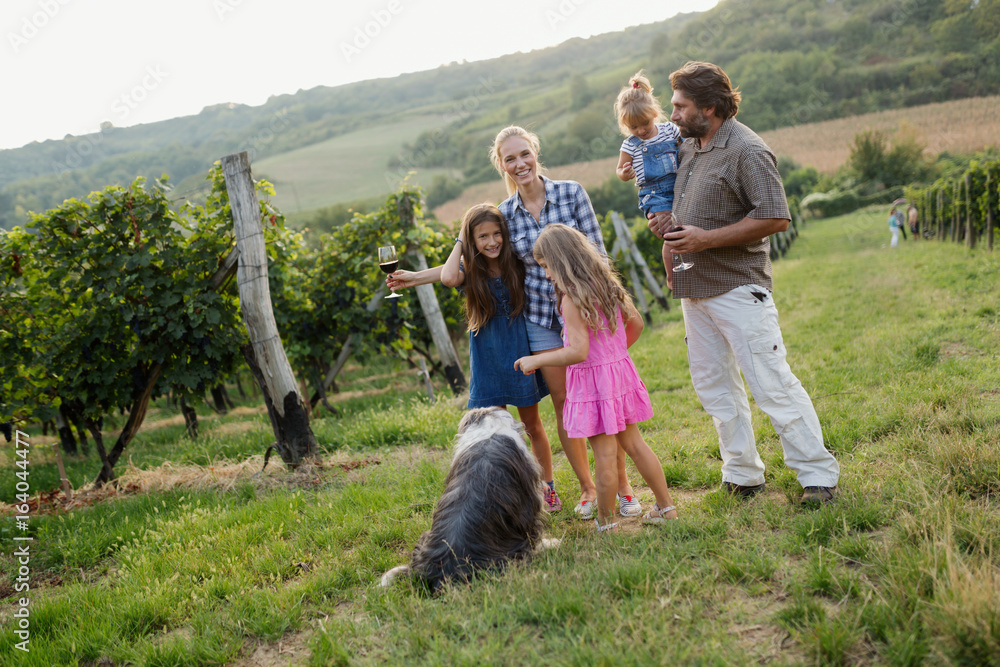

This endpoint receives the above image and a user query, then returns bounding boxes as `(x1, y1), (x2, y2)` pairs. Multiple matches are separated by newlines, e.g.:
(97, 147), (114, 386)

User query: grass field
(2, 208), (1000, 665)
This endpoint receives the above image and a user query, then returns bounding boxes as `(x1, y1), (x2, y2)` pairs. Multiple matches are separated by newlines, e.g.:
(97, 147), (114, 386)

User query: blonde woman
(490, 125), (640, 520)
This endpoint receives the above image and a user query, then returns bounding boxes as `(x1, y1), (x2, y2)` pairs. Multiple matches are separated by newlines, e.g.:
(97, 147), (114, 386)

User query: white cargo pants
(681, 284), (840, 488)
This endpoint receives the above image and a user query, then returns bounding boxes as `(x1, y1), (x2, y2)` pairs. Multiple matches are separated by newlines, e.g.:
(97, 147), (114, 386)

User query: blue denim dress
(626, 133), (678, 217)
(467, 276), (549, 409)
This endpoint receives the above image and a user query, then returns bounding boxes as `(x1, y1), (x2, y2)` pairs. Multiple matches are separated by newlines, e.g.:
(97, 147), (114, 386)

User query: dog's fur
(380, 407), (554, 593)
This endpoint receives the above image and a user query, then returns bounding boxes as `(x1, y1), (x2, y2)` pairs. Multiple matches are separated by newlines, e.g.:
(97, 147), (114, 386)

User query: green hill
(252, 114), (458, 216)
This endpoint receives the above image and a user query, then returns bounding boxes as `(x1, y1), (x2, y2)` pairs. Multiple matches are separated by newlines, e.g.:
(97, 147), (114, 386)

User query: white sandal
(595, 519), (619, 533)
(642, 504), (677, 525)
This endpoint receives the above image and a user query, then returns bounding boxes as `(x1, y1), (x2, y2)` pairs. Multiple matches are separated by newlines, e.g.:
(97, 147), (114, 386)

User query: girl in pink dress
(514, 224), (678, 531)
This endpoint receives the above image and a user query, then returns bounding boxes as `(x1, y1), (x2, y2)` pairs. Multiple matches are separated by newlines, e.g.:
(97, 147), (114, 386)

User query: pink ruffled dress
(562, 303), (653, 438)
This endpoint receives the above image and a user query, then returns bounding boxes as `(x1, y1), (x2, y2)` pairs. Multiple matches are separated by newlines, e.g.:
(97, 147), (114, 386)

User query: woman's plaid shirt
(499, 176), (607, 330)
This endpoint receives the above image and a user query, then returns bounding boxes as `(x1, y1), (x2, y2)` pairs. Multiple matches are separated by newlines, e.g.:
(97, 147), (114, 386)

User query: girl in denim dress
(614, 70), (682, 222)
(386, 203), (562, 511)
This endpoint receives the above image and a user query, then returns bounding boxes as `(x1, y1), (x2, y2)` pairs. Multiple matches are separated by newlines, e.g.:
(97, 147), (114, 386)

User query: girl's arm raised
(514, 297), (589, 374)
(438, 238), (466, 287)
(387, 240), (465, 290)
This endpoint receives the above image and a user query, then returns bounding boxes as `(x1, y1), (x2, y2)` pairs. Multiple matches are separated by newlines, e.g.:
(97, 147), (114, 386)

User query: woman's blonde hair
(531, 224), (634, 335)
(489, 125), (546, 197)
(614, 70), (666, 136)
(459, 203), (525, 334)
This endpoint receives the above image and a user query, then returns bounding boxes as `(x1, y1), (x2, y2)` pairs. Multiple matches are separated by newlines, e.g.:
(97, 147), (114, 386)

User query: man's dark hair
(670, 61), (742, 119)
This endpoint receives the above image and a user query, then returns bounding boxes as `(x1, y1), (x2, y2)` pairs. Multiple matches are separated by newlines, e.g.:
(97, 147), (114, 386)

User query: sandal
(595, 519), (619, 533)
(642, 504), (677, 525)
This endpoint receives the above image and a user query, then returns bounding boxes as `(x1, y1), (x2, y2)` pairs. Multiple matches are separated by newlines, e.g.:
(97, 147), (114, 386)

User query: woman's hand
(387, 270), (418, 291)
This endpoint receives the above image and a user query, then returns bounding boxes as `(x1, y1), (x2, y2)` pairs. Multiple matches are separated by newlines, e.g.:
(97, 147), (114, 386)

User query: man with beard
(648, 61), (840, 505)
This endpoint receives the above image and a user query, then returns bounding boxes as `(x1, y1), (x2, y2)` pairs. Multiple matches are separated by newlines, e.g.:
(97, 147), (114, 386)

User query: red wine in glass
(666, 224), (693, 272)
(378, 245), (402, 298)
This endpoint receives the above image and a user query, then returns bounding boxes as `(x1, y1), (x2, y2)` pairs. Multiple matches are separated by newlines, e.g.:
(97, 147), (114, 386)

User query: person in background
(650, 61), (840, 505)
(889, 207), (901, 248)
(907, 204), (919, 239)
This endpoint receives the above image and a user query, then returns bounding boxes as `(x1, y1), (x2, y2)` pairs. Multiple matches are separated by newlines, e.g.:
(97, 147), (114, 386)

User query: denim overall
(628, 134), (678, 217)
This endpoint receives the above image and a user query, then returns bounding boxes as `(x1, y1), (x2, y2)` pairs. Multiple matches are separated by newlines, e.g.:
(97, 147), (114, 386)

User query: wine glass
(378, 245), (402, 298)
(665, 216), (693, 272)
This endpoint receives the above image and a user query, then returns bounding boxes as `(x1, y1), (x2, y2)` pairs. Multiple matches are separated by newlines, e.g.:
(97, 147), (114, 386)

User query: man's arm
(665, 216), (788, 254)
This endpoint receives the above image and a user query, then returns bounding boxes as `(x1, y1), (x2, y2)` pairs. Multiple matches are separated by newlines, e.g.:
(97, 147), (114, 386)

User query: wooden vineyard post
(408, 247), (467, 395)
(612, 233), (650, 323)
(937, 188), (944, 240)
(966, 172), (975, 249)
(395, 193), (466, 396)
(986, 166), (993, 251)
(952, 180), (960, 243)
(610, 212), (670, 314)
(221, 152), (318, 467)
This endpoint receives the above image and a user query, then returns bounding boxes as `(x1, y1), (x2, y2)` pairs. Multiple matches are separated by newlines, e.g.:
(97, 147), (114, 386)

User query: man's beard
(678, 111), (712, 139)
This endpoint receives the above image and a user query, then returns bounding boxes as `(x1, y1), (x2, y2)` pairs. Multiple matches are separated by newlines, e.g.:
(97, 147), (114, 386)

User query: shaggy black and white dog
(380, 407), (556, 593)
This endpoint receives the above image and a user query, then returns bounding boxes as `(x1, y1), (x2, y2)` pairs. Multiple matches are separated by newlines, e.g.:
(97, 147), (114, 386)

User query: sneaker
(544, 485), (562, 512)
(642, 503), (678, 525)
(800, 486), (837, 505)
(574, 499), (596, 520)
(721, 481), (766, 498)
(617, 493), (642, 517)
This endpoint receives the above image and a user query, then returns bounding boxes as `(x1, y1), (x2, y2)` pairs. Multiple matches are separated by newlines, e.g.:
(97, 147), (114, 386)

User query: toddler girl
(514, 224), (678, 530)
(387, 203), (561, 511)
(614, 70), (682, 223)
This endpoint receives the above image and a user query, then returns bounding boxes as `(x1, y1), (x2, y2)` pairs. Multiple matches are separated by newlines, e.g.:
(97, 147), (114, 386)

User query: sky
(1, 0), (719, 151)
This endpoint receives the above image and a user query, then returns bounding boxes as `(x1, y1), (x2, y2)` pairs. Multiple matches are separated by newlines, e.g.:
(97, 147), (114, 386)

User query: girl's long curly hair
(460, 203), (526, 334)
(530, 224), (634, 334)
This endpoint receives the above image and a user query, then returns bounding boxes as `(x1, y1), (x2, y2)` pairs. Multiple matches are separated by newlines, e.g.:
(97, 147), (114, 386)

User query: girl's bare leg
(589, 433), (619, 526)
(538, 363), (596, 503)
(616, 424), (677, 517)
(617, 446), (634, 498)
(515, 403), (554, 482)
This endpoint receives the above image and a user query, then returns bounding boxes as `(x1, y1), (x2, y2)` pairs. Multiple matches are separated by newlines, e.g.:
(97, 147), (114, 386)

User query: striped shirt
(619, 122), (682, 186)
(499, 176), (607, 330)
(670, 117), (790, 299)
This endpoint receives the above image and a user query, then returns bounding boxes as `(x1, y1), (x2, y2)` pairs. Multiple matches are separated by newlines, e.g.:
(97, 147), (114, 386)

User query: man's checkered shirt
(670, 117), (791, 299)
